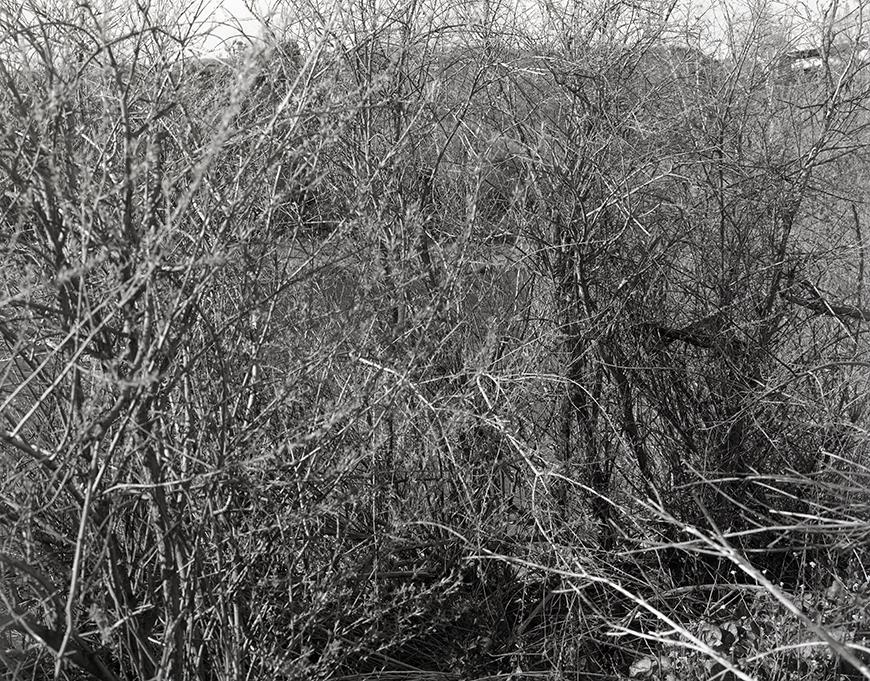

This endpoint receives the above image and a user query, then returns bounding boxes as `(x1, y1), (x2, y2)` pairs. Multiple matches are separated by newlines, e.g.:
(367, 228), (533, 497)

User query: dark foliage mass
(2, 1), (870, 679)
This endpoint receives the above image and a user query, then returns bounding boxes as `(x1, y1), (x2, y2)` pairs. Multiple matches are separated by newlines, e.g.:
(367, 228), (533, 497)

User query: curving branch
(781, 281), (870, 322)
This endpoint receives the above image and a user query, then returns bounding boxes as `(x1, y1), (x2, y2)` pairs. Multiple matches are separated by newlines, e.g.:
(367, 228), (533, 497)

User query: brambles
(2, 0), (870, 679)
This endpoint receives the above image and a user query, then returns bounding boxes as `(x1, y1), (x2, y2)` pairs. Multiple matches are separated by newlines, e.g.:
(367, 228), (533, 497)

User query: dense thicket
(2, 1), (870, 679)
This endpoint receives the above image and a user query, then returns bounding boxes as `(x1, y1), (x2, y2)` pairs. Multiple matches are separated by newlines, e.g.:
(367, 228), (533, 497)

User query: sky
(192, 0), (262, 53)
(174, 0), (862, 55)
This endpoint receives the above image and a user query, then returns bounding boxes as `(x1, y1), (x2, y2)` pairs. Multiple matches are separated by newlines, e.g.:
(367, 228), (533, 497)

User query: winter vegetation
(2, 0), (870, 678)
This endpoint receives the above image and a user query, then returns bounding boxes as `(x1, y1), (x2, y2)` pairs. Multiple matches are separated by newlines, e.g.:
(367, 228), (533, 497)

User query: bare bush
(3, 0), (870, 680)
